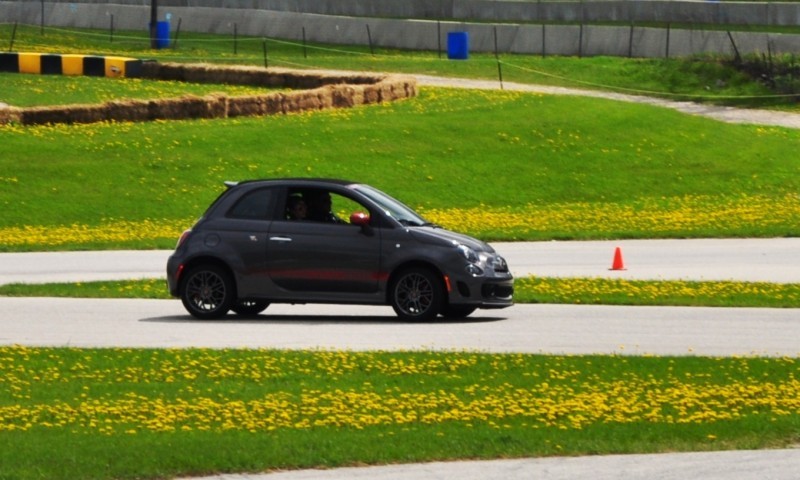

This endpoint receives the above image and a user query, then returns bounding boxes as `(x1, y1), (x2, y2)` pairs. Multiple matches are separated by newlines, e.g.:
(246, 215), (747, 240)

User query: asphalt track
(414, 75), (800, 130)
(1, 239), (799, 479)
(3, 238), (800, 285)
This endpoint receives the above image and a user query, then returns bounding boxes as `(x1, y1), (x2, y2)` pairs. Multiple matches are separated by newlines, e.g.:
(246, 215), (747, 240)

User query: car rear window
(227, 188), (276, 220)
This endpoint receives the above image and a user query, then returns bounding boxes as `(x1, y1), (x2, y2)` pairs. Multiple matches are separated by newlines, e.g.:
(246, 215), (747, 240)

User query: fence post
(366, 24), (374, 56)
(9, 22), (17, 51)
(149, 0), (158, 49)
(579, 0), (585, 57)
(437, 20), (441, 59)
(494, 27), (503, 90)
(727, 30), (741, 64)
(665, 23), (671, 58)
(628, 22), (634, 58)
(542, 24), (546, 58)
(302, 26), (307, 58)
(173, 17), (181, 49)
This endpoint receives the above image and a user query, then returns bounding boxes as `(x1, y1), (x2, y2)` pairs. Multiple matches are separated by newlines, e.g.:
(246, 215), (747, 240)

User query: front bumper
(448, 275), (514, 309)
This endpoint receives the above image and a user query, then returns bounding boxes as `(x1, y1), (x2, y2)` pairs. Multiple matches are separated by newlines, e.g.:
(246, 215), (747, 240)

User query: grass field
(1, 346), (799, 480)
(2, 25), (800, 251)
(1, 25), (799, 480)
(2, 86), (800, 250)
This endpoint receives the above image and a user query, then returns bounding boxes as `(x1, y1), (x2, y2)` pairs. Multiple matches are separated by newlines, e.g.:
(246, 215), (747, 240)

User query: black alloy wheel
(390, 267), (444, 322)
(180, 265), (235, 319)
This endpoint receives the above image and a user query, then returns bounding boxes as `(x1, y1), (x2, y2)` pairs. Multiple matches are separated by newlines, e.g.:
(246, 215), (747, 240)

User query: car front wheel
(390, 267), (444, 322)
(180, 265), (235, 320)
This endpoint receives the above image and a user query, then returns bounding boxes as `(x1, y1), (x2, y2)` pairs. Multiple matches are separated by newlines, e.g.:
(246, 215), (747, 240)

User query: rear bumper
(165, 255), (182, 297)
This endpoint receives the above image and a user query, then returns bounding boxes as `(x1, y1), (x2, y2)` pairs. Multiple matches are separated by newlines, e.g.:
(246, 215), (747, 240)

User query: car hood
(408, 227), (495, 253)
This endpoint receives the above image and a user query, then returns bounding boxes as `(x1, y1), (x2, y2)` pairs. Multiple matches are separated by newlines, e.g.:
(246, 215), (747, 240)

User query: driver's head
(305, 191), (332, 211)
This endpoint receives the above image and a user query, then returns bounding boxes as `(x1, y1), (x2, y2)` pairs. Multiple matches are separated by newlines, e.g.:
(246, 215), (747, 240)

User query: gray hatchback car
(166, 178), (513, 321)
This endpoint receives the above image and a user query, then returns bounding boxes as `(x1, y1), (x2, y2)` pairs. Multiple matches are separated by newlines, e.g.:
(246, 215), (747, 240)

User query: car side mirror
(350, 212), (373, 235)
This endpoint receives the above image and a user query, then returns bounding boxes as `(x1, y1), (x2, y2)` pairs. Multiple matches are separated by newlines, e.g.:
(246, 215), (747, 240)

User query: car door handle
(269, 236), (293, 243)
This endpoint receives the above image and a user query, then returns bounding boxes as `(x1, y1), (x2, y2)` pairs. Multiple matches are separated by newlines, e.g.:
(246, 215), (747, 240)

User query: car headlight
(491, 255), (509, 272)
(456, 244), (480, 263)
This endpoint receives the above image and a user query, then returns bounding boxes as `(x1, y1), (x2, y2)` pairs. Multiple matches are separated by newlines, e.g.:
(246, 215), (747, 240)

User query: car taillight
(176, 229), (192, 248)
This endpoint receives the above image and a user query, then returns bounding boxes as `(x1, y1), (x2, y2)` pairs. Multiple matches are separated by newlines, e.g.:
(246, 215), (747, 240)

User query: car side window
(295, 189), (369, 225)
(227, 188), (276, 220)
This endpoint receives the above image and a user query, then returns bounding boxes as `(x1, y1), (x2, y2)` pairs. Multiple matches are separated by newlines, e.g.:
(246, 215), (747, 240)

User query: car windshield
(351, 184), (433, 227)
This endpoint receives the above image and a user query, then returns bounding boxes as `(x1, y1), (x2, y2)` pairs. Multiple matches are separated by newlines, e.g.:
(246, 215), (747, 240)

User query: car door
(266, 189), (382, 294)
(213, 186), (278, 298)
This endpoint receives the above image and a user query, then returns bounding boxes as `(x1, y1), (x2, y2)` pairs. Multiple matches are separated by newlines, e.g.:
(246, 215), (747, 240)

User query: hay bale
(227, 94), (265, 117)
(330, 85), (356, 108)
(7, 61), (417, 126)
(20, 104), (105, 125)
(65, 105), (106, 124)
(316, 87), (334, 110)
(0, 106), (20, 124)
(362, 85), (381, 105)
(265, 93), (287, 114)
(139, 60), (161, 79)
(106, 99), (150, 122)
(147, 97), (197, 120)
(164, 95), (216, 120)
(204, 94), (229, 119)
(151, 63), (188, 82)
(287, 90), (323, 112)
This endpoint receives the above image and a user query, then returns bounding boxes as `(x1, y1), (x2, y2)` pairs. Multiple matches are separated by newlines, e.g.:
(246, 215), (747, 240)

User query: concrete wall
(2, 1), (799, 58)
(18, 0), (800, 26)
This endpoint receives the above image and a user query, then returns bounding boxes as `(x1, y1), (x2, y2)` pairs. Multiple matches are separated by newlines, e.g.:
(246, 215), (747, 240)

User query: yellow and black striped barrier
(0, 52), (142, 78)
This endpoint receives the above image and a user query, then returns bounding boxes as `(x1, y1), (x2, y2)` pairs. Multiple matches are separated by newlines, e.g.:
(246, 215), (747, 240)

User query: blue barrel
(447, 32), (469, 60)
(156, 21), (170, 49)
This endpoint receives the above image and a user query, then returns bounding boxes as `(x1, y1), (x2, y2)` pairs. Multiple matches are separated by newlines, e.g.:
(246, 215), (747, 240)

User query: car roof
(224, 178), (358, 189)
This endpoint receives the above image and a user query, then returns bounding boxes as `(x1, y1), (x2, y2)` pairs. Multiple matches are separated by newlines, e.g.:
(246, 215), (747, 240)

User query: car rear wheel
(180, 265), (235, 320)
(231, 300), (270, 316)
(390, 267), (444, 322)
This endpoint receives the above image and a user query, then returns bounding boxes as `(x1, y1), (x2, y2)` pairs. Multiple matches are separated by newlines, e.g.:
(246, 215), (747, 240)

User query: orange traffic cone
(610, 247), (626, 271)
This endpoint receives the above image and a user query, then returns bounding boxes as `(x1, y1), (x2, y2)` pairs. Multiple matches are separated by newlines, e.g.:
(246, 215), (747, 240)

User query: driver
(304, 190), (344, 223)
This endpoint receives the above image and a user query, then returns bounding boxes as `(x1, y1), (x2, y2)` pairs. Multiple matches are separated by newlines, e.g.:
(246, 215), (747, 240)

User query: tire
(442, 305), (477, 319)
(231, 300), (270, 316)
(389, 267), (444, 322)
(180, 265), (235, 320)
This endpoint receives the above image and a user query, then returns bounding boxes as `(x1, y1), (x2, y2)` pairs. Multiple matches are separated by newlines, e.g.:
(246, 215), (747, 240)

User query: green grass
(0, 279), (170, 299)
(3, 277), (800, 308)
(2, 87), (800, 250)
(515, 277), (800, 308)
(1, 346), (799, 480)
(2, 25), (800, 251)
(0, 72), (278, 107)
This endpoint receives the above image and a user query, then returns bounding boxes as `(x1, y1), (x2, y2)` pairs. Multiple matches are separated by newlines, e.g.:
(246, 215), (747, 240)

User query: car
(166, 178), (513, 321)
